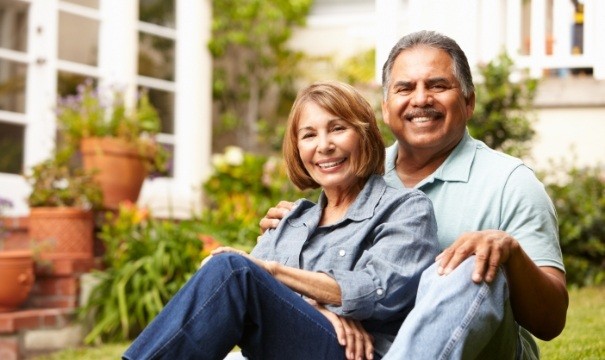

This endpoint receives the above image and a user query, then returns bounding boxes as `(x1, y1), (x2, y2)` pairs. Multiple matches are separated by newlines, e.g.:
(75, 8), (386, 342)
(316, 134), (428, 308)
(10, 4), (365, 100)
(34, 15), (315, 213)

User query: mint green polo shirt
(384, 130), (564, 272)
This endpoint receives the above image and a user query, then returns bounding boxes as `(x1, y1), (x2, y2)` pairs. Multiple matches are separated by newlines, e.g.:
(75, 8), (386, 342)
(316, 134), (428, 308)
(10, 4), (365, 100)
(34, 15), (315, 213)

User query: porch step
(1, 218), (102, 359)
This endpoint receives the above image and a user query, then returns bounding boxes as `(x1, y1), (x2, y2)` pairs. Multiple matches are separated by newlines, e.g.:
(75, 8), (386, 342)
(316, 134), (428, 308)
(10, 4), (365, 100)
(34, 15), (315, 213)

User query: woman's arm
(211, 246), (342, 304)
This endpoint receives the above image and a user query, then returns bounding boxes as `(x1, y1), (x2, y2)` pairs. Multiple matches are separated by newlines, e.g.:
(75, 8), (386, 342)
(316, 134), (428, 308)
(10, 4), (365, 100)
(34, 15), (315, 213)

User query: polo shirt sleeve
(325, 191), (440, 320)
(501, 165), (564, 272)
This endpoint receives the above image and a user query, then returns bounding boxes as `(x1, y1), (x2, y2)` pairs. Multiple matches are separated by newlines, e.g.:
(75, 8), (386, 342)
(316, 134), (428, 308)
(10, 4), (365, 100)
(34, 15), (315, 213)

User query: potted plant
(25, 149), (103, 260)
(0, 197), (35, 312)
(56, 80), (168, 210)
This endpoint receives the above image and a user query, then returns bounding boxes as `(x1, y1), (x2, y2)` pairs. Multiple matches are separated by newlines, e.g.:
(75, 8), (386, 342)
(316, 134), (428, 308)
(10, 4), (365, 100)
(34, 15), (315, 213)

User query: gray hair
(381, 30), (475, 99)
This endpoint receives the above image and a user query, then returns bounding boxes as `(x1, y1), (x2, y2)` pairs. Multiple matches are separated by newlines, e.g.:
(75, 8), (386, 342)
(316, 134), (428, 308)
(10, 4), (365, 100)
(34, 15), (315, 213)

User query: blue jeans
(383, 256), (525, 360)
(123, 253), (346, 360)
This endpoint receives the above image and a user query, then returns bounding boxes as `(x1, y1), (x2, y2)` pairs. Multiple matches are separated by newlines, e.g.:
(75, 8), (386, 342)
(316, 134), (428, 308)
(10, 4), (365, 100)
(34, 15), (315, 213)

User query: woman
(123, 81), (439, 360)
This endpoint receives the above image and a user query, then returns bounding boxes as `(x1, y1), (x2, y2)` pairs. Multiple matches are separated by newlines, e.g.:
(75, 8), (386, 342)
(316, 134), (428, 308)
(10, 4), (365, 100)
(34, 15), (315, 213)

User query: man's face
(381, 46), (475, 157)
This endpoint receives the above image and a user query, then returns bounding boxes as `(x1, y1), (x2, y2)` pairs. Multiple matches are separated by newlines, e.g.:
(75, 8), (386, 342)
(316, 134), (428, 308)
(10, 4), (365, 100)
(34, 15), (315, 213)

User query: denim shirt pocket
(327, 246), (356, 270)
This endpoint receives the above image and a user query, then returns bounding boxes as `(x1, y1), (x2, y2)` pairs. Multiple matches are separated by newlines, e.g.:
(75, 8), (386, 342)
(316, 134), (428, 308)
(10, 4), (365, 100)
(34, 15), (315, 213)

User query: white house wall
(291, 0), (605, 170)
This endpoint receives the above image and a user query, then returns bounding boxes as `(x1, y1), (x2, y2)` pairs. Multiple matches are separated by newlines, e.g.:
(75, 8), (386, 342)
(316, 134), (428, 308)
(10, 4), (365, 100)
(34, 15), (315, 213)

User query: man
(261, 30), (567, 359)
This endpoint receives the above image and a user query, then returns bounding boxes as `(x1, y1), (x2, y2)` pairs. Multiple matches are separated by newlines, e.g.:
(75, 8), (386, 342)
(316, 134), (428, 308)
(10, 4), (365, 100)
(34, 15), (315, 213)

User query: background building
(0, 0), (603, 218)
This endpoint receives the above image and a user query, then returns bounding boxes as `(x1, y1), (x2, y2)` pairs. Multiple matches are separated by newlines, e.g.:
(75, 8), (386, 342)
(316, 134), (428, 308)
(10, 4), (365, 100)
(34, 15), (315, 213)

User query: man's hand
(307, 299), (374, 360)
(436, 230), (518, 283)
(258, 201), (295, 234)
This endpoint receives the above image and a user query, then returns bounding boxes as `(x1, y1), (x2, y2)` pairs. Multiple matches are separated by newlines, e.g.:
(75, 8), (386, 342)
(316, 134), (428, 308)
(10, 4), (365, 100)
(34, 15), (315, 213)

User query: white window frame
(0, 0), (212, 218)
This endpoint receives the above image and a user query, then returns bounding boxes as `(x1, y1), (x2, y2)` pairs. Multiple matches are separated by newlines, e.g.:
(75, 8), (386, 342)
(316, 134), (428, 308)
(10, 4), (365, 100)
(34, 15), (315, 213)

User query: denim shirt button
(376, 288), (384, 296)
(338, 249), (346, 257)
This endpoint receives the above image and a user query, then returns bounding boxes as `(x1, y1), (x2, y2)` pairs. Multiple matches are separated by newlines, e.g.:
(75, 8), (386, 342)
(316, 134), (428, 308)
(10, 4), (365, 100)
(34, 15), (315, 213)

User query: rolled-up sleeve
(325, 192), (439, 320)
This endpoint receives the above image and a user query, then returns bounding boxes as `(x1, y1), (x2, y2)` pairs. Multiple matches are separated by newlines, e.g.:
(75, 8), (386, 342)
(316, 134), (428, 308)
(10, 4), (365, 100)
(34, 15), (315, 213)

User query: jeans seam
(438, 282), (490, 360)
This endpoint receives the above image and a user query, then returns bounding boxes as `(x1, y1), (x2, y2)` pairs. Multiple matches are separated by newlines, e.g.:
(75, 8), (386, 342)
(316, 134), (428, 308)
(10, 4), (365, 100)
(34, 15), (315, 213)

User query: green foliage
(209, 0), (313, 151)
(469, 53), (538, 157)
(542, 161), (605, 287)
(201, 146), (319, 252)
(24, 149), (103, 209)
(56, 80), (167, 174)
(337, 48), (376, 85)
(81, 204), (205, 343)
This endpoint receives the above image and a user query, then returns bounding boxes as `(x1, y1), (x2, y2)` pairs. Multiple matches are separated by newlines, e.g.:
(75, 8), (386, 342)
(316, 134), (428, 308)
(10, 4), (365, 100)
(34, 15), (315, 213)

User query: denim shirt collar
(385, 129), (476, 189)
(287, 174), (386, 227)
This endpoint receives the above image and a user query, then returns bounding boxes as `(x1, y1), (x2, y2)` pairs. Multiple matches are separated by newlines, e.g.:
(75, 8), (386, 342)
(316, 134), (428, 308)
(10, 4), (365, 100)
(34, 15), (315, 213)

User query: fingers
(314, 305), (347, 346)
(350, 320), (373, 360)
(437, 230), (515, 283)
(211, 246), (244, 255)
(276, 200), (295, 211)
(259, 201), (295, 233)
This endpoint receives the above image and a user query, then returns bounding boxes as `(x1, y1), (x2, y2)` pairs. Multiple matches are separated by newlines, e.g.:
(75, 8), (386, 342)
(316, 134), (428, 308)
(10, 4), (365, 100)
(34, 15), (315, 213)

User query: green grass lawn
(536, 285), (605, 359)
(36, 286), (605, 359)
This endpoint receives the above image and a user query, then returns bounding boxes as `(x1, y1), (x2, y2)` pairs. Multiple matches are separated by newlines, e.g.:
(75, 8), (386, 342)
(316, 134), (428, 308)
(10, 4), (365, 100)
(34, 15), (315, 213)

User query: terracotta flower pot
(28, 207), (94, 260)
(0, 250), (35, 312)
(80, 137), (148, 210)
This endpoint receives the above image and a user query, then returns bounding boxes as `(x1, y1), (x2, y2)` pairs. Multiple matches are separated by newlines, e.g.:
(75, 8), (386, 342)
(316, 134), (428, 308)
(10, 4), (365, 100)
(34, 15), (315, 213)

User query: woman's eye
(301, 133), (315, 139)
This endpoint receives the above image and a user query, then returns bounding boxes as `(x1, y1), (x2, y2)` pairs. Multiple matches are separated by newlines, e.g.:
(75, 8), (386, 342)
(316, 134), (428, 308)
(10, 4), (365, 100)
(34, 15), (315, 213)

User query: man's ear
(465, 92), (476, 119)
(381, 100), (390, 126)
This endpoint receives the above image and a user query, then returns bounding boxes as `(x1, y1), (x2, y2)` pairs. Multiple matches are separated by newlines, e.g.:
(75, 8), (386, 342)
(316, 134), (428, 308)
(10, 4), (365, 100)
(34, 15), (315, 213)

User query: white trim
(0, 48), (29, 64)
(137, 21), (177, 39)
(0, 110), (27, 125)
(136, 75), (176, 92)
(155, 133), (175, 145)
(57, 59), (100, 78)
(57, 1), (101, 20)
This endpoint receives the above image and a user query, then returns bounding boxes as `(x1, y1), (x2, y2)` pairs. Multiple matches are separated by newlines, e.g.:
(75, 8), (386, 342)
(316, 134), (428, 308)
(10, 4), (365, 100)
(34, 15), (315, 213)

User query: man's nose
(411, 87), (433, 107)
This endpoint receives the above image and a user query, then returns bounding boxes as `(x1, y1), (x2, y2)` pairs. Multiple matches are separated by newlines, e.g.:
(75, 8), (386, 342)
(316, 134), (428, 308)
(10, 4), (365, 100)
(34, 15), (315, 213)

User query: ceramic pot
(80, 137), (148, 210)
(28, 207), (94, 260)
(0, 250), (35, 312)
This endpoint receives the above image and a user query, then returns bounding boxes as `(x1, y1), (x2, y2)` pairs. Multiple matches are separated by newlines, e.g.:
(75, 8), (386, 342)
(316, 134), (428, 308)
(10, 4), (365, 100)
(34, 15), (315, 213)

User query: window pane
(62, 0), (99, 9)
(0, 122), (24, 174)
(58, 12), (99, 66)
(0, 0), (29, 52)
(0, 59), (26, 113)
(139, 0), (175, 28)
(142, 87), (174, 135)
(138, 33), (174, 81)
(57, 71), (97, 97)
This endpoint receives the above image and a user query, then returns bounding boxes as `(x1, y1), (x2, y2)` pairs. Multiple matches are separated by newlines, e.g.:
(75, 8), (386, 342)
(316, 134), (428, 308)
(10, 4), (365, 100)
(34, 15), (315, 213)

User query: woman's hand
(210, 246), (277, 275)
(307, 299), (374, 360)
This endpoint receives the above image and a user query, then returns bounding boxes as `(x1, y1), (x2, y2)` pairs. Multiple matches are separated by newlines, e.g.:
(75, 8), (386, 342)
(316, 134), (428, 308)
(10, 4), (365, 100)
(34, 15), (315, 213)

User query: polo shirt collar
(385, 129), (476, 189)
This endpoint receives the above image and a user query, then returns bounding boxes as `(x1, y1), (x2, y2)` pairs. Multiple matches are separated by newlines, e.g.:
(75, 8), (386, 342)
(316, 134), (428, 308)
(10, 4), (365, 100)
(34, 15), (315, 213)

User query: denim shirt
(251, 175), (439, 355)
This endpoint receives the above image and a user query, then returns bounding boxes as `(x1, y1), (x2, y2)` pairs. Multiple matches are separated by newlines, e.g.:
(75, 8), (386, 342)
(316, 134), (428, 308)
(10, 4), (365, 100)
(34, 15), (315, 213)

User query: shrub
(469, 53), (537, 157)
(81, 203), (205, 343)
(200, 146), (319, 252)
(542, 162), (605, 287)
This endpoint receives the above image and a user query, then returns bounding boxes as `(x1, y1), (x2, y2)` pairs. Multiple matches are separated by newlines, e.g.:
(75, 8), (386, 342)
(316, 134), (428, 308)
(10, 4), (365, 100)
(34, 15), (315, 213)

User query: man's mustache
(404, 108), (443, 120)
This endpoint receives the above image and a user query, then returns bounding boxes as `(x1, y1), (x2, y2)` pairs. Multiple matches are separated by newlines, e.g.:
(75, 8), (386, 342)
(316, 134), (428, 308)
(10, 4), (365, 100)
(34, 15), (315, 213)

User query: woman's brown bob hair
(283, 81), (385, 190)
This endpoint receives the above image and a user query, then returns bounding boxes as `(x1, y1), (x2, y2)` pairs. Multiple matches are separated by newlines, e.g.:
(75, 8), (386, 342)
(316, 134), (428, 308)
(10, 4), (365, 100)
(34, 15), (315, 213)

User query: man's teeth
(318, 159), (345, 168)
(411, 117), (431, 123)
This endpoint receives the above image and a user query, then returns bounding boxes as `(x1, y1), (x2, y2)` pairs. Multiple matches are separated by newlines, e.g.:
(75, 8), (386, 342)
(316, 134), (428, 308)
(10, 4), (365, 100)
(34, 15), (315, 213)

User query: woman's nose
(317, 134), (334, 153)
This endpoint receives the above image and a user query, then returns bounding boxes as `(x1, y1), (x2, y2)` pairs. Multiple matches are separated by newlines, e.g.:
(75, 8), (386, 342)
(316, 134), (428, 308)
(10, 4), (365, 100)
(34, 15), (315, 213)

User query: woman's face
(296, 102), (361, 193)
